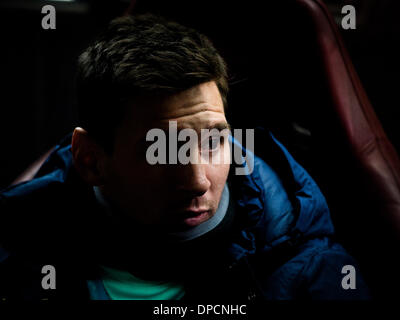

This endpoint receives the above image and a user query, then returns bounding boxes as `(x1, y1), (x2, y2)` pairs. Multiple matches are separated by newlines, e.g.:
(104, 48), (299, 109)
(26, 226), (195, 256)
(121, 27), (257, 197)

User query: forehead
(156, 81), (224, 120)
(121, 81), (226, 135)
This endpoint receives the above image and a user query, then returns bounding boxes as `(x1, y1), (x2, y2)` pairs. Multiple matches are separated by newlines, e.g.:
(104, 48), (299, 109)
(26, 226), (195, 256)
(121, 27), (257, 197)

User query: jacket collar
(227, 128), (335, 261)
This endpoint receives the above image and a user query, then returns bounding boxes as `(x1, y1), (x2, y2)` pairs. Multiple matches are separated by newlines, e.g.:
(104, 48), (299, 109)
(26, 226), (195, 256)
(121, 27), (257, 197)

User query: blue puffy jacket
(0, 129), (371, 300)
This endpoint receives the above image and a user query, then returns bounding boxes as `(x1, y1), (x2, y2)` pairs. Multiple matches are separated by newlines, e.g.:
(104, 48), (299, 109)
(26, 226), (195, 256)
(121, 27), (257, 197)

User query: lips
(182, 208), (209, 217)
(180, 209), (211, 227)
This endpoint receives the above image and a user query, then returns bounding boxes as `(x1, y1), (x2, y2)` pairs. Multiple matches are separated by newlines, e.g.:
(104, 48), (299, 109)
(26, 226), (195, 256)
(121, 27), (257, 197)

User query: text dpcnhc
(197, 304), (247, 315)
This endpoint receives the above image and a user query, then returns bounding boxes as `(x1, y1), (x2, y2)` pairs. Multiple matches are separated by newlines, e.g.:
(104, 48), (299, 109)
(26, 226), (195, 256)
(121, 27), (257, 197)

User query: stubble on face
(100, 81), (231, 232)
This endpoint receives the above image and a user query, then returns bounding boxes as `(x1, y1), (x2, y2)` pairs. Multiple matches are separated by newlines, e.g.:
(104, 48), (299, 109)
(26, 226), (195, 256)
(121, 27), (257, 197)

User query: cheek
(104, 159), (170, 220)
(110, 161), (166, 193)
(208, 163), (230, 195)
(104, 150), (149, 195)
(110, 145), (161, 180)
(206, 164), (230, 215)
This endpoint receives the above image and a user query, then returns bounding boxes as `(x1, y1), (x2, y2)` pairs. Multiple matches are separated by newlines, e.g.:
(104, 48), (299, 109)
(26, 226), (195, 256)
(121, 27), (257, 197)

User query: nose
(174, 162), (211, 197)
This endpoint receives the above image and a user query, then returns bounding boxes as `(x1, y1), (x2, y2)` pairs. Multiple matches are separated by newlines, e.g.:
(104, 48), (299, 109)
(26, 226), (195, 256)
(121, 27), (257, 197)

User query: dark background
(0, 0), (399, 189)
(0, 0), (399, 298)
(0, 0), (400, 188)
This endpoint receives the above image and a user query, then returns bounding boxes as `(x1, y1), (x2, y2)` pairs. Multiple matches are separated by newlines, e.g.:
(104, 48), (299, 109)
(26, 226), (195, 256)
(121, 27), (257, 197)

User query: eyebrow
(206, 122), (231, 131)
(157, 121), (231, 132)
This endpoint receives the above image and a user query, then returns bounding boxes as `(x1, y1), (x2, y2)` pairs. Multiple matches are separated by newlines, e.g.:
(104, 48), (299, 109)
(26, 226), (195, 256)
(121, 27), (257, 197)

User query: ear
(71, 127), (109, 186)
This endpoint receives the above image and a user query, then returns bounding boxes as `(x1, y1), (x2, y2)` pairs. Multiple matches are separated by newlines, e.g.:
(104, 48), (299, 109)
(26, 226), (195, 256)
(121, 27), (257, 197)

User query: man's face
(100, 81), (230, 232)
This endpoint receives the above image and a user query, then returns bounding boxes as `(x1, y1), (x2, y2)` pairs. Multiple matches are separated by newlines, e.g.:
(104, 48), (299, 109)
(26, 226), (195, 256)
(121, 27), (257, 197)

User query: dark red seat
(302, 0), (400, 236)
(267, 0), (400, 298)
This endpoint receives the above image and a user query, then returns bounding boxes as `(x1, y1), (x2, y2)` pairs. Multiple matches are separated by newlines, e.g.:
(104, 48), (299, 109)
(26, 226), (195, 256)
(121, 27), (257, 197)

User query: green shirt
(99, 265), (185, 300)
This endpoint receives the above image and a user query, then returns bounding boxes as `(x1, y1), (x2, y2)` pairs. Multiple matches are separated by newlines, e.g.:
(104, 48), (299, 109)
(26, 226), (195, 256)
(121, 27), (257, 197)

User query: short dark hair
(76, 13), (229, 153)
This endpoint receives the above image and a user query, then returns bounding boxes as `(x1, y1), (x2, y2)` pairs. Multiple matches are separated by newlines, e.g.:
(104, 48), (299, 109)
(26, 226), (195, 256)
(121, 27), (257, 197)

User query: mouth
(180, 209), (211, 227)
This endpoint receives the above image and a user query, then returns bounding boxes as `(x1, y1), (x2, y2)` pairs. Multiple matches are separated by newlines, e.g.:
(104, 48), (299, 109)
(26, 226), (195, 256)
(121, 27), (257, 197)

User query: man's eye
(202, 136), (221, 152)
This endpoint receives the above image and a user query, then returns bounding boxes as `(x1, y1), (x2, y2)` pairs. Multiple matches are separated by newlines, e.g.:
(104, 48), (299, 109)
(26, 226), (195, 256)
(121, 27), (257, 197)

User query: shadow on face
(83, 81), (231, 232)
